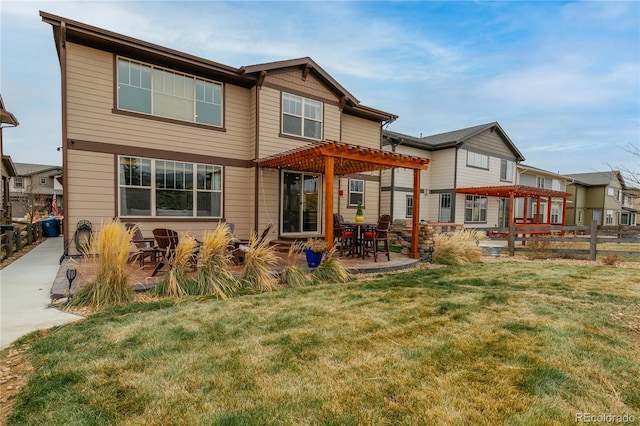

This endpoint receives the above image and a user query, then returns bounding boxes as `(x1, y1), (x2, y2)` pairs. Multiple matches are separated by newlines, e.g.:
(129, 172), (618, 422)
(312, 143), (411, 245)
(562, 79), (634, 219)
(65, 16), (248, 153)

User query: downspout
(59, 22), (69, 245)
(452, 144), (459, 223)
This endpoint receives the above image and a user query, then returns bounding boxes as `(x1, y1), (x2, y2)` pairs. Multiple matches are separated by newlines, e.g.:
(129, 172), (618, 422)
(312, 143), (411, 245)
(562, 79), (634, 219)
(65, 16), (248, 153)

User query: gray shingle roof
(565, 171), (624, 187)
(14, 163), (62, 176)
(418, 122), (498, 146)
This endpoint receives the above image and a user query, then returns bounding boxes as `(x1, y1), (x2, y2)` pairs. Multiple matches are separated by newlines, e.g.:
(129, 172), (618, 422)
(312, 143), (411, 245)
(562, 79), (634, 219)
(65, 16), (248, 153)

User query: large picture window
(282, 93), (322, 139)
(117, 58), (223, 127)
(119, 156), (222, 218)
(465, 195), (487, 222)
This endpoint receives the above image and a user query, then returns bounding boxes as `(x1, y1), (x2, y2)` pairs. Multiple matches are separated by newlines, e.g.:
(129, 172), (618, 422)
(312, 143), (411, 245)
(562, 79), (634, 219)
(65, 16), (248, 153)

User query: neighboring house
(516, 164), (571, 225)
(0, 94), (19, 225)
(9, 163), (63, 220)
(382, 123), (572, 229)
(41, 12), (429, 256)
(565, 171), (637, 226)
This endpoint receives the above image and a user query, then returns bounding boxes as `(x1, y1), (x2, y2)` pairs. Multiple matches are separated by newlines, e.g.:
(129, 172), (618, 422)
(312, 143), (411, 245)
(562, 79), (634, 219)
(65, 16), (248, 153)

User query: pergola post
(536, 197), (541, 224)
(324, 156), (334, 247)
(546, 197), (552, 224)
(410, 169), (421, 259)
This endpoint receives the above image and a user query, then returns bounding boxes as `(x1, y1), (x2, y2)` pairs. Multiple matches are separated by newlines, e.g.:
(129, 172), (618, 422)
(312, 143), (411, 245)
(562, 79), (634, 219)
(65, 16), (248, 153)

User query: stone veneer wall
(388, 221), (464, 258)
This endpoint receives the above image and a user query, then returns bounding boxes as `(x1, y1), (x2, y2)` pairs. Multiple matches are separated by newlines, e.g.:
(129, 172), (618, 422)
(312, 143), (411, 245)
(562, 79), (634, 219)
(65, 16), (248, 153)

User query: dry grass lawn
(2, 260), (639, 425)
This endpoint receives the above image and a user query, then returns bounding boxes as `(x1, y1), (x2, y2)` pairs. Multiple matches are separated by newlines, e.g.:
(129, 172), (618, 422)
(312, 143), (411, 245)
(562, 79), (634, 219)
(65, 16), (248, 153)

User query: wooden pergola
(257, 140), (430, 259)
(456, 185), (572, 227)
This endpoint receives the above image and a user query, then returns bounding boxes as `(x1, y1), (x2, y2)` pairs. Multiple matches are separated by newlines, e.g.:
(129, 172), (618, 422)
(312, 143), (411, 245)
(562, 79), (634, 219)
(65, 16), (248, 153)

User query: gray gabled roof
(565, 171), (625, 188)
(384, 122), (525, 161)
(15, 163), (62, 177)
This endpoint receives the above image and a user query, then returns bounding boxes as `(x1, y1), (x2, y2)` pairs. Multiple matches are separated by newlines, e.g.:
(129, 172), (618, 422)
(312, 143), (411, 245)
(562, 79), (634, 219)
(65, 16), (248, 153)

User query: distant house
(565, 171), (637, 226)
(516, 164), (571, 225)
(41, 12), (429, 257)
(0, 94), (19, 225)
(10, 163), (63, 220)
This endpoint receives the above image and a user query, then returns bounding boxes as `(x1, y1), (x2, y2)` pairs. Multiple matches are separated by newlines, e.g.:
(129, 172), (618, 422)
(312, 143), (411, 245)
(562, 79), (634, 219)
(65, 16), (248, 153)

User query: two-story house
(1, 94), (19, 225)
(565, 171), (636, 226)
(10, 163), (63, 220)
(516, 164), (571, 225)
(382, 123), (572, 229)
(42, 12), (429, 257)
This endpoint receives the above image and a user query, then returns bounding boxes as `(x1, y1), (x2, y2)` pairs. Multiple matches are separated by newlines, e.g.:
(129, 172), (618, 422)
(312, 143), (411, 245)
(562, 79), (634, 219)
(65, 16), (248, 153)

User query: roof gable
(565, 171), (626, 188)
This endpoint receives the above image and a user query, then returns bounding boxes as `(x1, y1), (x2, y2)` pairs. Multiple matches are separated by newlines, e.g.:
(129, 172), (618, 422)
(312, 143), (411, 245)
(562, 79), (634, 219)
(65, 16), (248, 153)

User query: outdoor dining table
(344, 222), (377, 258)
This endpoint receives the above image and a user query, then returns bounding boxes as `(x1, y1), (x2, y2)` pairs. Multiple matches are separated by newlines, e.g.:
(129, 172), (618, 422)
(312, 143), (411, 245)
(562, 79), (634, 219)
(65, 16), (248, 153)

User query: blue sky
(1, 1), (638, 179)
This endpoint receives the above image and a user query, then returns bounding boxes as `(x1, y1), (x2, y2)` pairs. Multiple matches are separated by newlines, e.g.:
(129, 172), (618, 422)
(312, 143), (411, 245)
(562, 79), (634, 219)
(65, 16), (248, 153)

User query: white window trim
(117, 57), (224, 128)
(118, 155), (223, 218)
(466, 150), (489, 170)
(281, 92), (323, 140)
(465, 194), (487, 223)
(500, 159), (514, 182)
(348, 178), (365, 207)
(14, 177), (23, 189)
(406, 194), (413, 218)
(39, 177), (48, 185)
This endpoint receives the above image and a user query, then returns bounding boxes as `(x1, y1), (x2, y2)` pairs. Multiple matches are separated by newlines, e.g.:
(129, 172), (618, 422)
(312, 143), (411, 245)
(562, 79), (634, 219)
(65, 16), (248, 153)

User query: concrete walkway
(0, 237), (83, 351)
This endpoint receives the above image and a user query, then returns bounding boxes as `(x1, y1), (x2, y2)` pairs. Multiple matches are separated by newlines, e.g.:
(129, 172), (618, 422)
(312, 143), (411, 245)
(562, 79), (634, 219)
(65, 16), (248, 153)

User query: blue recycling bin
(41, 218), (60, 237)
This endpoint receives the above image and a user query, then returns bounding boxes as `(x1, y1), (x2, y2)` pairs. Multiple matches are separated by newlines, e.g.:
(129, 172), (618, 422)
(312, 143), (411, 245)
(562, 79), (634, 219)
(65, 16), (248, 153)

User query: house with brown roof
(41, 12), (429, 256)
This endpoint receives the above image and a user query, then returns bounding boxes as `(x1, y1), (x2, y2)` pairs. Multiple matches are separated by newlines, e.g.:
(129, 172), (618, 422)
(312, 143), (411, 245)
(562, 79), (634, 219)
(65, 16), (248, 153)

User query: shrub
(279, 241), (312, 287)
(526, 235), (552, 260)
(432, 229), (484, 265)
(194, 224), (239, 298)
(312, 248), (350, 283)
(601, 253), (620, 266)
(71, 219), (135, 309)
(155, 234), (198, 298)
(241, 232), (279, 292)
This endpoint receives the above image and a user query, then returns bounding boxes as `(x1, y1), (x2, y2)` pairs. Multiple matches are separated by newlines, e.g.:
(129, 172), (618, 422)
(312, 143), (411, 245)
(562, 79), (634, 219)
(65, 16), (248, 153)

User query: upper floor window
(536, 177), (546, 189)
(282, 93), (322, 140)
(552, 179), (562, 191)
(39, 177), (48, 185)
(607, 187), (614, 196)
(117, 58), (223, 127)
(348, 179), (364, 206)
(500, 159), (514, 182)
(119, 156), (222, 218)
(466, 151), (489, 169)
(14, 177), (23, 189)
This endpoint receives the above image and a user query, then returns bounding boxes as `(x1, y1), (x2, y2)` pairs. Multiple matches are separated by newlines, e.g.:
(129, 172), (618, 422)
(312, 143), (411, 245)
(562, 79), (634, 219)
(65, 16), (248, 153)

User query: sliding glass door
(281, 171), (321, 235)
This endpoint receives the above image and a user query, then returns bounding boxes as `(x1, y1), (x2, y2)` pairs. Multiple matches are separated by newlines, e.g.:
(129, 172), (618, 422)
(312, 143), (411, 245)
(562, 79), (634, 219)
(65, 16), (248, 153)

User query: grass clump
(312, 248), (350, 283)
(241, 232), (279, 292)
(71, 219), (135, 309)
(195, 224), (239, 298)
(601, 253), (621, 266)
(526, 234), (552, 259)
(432, 229), (485, 265)
(154, 234), (198, 298)
(279, 241), (313, 287)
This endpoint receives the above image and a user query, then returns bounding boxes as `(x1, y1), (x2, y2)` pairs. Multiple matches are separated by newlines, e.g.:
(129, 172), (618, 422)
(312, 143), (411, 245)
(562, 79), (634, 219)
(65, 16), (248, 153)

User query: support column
(324, 157), (334, 247)
(536, 197), (541, 224)
(410, 169), (421, 259)
(547, 197), (552, 224)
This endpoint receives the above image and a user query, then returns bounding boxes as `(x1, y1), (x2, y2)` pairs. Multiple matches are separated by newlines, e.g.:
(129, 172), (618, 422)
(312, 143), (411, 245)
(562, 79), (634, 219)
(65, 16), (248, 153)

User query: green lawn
(5, 262), (640, 425)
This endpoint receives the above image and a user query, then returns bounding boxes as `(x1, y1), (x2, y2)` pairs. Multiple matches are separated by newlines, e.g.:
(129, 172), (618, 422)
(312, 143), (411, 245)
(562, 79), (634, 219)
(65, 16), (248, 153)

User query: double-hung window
(348, 179), (364, 206)
(500, 159), (514, 182)
(406, 195), (414, 218)
(282, 93), (322, 139)
(119, 156), (222, 218)
(466, 151), (489, 169)
(14, 177), (23, 189)
(465, 195), (487, 222)
(40, 177), (48, 185)
(117, 58), (223, 127)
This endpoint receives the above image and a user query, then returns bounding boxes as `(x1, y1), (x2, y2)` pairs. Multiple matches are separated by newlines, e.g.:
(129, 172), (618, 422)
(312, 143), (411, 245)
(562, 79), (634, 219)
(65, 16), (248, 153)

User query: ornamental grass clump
(195, 224), (239, 298)
(155, 234), (198, 298)
(433, 229), (485, 265)
(241, 232), (279, 292)
(279, 241), (313, 287)
(312, 247), (350, 283)
(71, 219), (135, 309)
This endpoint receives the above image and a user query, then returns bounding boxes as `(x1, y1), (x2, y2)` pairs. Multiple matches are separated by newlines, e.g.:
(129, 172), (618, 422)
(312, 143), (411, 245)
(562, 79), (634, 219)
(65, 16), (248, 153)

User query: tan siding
(429, 150), (456, 189)
(324, 105), (341, 141)
(256, 167), (280, 239)
(266, 71), (336, 100)
(341, 114), (380, 149)
(65, 42), (252, 160)
(456, 149), (504, 188)
(223, 166), (255, 239)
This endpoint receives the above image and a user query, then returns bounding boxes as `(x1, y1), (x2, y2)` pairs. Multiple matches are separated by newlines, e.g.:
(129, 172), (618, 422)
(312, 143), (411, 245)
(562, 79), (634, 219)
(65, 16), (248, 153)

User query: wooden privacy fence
(0, 223), (44, 262)
(500, 221), (639, 260)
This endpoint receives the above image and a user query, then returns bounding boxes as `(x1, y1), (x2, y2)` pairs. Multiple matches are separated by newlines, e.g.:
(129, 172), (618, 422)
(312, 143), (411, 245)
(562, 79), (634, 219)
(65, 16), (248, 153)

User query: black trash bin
(41, 218), (60, 237)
